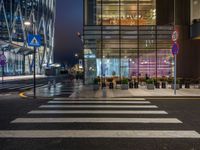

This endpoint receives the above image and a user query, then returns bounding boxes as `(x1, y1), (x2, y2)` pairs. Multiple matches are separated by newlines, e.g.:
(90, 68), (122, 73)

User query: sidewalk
(1, 75), (46, 82)
(70, 85), (200, 98)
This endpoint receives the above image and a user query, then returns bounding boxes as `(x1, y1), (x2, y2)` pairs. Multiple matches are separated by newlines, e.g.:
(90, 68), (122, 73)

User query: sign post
(0, 53), (6, 84)
(79, 59), (83, 69)
(171, 30), (179, 95)
(28, 34), (41, 98)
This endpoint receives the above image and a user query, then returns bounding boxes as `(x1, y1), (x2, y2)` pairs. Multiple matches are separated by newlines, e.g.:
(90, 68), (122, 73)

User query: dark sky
(54, 0), (83, 66)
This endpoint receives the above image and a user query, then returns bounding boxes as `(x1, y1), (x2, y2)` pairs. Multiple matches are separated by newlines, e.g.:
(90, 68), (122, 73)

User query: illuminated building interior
(84, 0), (174, 83)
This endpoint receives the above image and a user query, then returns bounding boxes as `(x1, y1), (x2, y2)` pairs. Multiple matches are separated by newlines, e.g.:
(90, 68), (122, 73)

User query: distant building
(83, 0), (200, 84)
(0, 0), (56, 76)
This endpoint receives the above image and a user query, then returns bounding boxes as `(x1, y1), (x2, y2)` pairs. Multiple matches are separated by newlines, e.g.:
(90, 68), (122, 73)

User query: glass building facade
(0, 0), (56, 76)
(84, 0), (174, 84)
(191, 0), (200, 24)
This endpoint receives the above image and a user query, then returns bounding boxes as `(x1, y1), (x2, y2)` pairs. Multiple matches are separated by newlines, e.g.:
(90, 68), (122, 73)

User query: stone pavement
(70, 85), (200, 98)
(25, 80), (83, 98)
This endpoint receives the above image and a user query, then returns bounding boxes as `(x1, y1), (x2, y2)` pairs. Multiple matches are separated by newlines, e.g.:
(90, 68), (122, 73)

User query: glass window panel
(191, 0), (200, 24)
(139, 0), (156, 25)
(84, 0), (174, 83)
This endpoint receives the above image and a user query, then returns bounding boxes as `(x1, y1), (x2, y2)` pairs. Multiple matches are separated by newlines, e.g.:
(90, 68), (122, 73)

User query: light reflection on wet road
(36, 80), (83, 98)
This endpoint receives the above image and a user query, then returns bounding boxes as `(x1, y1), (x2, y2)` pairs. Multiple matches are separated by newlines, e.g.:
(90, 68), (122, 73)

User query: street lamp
(24, 21), (31, 26)
(76, 32), (85, 84)
(75, 53), (78, 58)
(24, 20), (37, 98)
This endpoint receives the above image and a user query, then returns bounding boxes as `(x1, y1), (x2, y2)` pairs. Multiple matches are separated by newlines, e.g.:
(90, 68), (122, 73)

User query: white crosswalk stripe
(39, 105), (158, 109)
(2, 98), (200, 139)
(54, 98), (146, 101)
(48, 101), (151, 104)
(0, 130), (200, 138)
(12, 118), (182, 124)
(28, 110), (168, 114)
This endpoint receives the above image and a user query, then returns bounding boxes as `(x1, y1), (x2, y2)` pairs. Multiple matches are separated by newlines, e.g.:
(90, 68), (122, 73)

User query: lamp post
(75, 53), (79, 73)
(76, 32), (85, 84)
(173, 0), (177, 95)
(24, 20), (37, 98)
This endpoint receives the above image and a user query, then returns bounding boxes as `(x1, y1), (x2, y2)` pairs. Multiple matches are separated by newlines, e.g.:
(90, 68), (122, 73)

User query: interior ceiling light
(194, 0), (198, 5)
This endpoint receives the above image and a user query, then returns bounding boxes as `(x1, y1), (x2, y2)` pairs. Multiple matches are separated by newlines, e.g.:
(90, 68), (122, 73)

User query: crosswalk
(0, 77), (55, 92)
(0, 97), (200, 139)
(0, 77), (75, 93)
(0, 83), (46, 92)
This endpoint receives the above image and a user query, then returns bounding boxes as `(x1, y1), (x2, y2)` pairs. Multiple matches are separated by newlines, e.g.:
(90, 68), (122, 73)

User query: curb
(19, 92), (200, 100)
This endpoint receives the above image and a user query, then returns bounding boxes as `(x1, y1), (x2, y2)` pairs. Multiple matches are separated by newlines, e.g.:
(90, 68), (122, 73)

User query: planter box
(185, 83), (190, 89)
(155, 83), (160, 89)
(102, 83), (106, 88)
(171, 84), (180, 90)
(93, 85), (99, 91)
(134, 82), (139, 89)
(161, 82), (166, 89)
(147, 84), (154, 90)
(121, 84), (129, 90)
(109, 82), (114, 89)
(129, 82), (134, 89)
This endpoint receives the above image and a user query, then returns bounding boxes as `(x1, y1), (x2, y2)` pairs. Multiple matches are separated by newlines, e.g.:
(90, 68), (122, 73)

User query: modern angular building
(84, 0), (200, 84)
(0, 0), (56, 76)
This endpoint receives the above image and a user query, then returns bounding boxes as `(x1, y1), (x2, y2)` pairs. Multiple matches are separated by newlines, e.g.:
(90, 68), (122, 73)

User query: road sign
(172, 42), (179, 55)
(172, 30), (179, 42)
(0, 54), (6, 66)
(28, 34), (41, 47)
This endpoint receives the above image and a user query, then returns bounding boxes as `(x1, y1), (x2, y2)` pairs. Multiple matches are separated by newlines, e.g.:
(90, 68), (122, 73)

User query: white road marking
(12, 118), (182, 124)
(0, 130), (199, 138)
(28, 110), (168, 115)
(48, 101), (151, 104)
(39, 105), (158, 109)
(54, 92), (72, 94)
(54, 98), (146, 101)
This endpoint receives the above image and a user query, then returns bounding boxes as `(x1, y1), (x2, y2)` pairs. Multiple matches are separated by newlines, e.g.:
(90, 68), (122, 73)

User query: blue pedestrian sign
(28, 34), (41, 47)
(172, 42), (179, 55)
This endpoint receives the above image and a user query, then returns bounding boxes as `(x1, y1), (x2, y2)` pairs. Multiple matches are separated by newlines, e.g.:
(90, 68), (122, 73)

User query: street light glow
(24, 21), (31, 26)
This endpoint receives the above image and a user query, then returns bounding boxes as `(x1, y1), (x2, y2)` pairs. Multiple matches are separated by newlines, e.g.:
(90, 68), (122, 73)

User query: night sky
(54, 0), (83, 66)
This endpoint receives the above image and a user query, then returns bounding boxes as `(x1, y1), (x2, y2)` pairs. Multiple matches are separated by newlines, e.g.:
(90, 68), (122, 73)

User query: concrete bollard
(48, 81), (51, 90)
(53, 80), (56, 87)
(102, 87), (107, 98)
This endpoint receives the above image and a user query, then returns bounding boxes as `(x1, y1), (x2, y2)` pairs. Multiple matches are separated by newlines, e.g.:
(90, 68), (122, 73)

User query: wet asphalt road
(0, 84), (200, 150)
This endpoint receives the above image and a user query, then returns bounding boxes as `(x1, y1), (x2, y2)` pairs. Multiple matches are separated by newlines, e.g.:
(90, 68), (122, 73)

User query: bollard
(53, 80), (56, 88)
(102, 87), (107, 98)
(48, 81), (51, 90)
